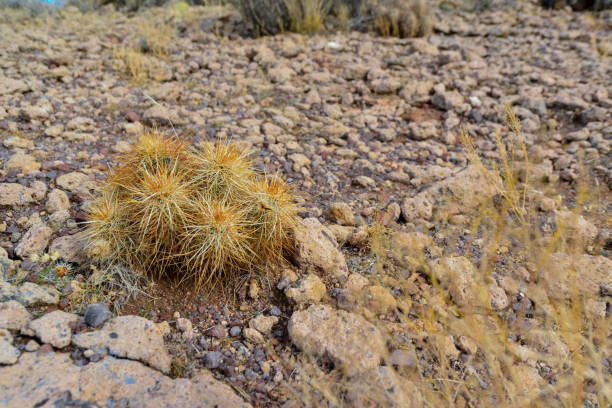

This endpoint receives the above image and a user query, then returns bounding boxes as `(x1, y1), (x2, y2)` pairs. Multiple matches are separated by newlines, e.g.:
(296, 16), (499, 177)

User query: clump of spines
(85, 130), (299, 289)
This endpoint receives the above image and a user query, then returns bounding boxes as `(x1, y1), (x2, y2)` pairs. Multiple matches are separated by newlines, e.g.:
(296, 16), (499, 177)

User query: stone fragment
(26, 310), (79, 348)
(0, 300), (31, 330)
(72, 315), (172, 373)
(293, 218), (349, 280)
(288, 304), (386, 375)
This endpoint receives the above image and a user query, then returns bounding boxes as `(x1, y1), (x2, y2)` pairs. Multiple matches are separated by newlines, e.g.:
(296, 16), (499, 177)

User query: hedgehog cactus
(85, 130), (299, 288)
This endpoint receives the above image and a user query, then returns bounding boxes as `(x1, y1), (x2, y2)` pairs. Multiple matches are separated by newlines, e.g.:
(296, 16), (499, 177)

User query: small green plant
(86, 130), (299, 289)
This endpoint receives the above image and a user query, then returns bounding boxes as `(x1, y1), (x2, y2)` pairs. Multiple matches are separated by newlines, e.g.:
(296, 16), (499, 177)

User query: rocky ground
(0, 1), (611, 407)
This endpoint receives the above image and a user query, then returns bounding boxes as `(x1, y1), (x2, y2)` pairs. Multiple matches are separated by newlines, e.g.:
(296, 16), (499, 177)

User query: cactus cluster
(86, 131), (299, 288)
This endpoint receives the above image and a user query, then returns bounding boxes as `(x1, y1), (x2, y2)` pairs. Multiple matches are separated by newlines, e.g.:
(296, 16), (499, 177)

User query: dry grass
(85, 129), (300, 290)
(290, 108), (611, 407)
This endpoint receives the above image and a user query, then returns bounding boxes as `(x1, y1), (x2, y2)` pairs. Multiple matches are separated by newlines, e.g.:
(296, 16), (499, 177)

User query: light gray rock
(0, 183), (35, 207)
(84, 303), (112, 328)
(0, 330), (19, 365)
(14, 222), (53, 258)
(0, 352), (252, 408)
(0, 282), (18, 303)
(417, 165), (500, 217)
(55, 172), (92, 194)
(0, 76), (29, 95)
(45, 189), (70, 214)
(15, 282), (60, 306)
(288, 304), (386, 375)
(293, 218), (349, 280)
(0, 248), (12, 280)
(48, 232), (88, 264)
(26, 310), (79, 348)
(0, 300), (31, 330)
(72, 315), (172, 373)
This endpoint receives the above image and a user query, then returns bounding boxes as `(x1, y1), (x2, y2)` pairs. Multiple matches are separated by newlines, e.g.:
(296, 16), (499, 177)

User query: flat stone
(15, 282), (60, 306)
(48, 232), (88, 264)
(0, 352), (252, 407)
(14, 223), (53, 258)
(56, 172), (92, 194)
(0, 300), (31, 330)
(0, 330), (19, 365)
(26, 310), (79, 348)
(288, 304), (386, 375)
(0, 183), (35, 206)
(72, 315), (172, 373)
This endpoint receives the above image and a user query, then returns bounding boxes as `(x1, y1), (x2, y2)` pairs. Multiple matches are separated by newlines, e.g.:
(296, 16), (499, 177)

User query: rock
(24, 339), (39, 352)
(0, 282), (18, 303)
(367, 68), (402, 94)
(5, 153), (41, 174)
(285, 273), (326, 306)
(268, 65), (295, 83)
(401, 195), (433, 221)
(26, 310), (79, 348)
(29, 181), (47, 201)
(554, 211), (598, 246)
(176, 317), (195, 341)
(48, 232), (88, 264)
(390, 231), (434, 266)
(354, 175), (375, 187)
(229, 326), (241, 337)
(203, 351), (224, 369)
(431, 90), (467, 112)
(489, 283), (509, 310)
(0, 183), (35, 206)
(0, 76), (29, 95)
(442, 336), (460, 359)
(293, 218), (349, 280)
(16, 282), (60, 306)
(327, 224), (355, 245)
(0, 330), (19, 365)
(243, 327), (264, 344)
(417, 165), (500, 217)
(72, 315), (172, 373)
(48, 209), (71, 231)
(0, 248), (12, 280)
(511, 364), (543, 395)
(430, 256), (478, 308)
(344, 366), (423, 408)
(0, 352), (252, 408)
(389, 349), (416, 368)
(249, 315), (279, 335)
(142, 105), (187, 126)
(364, 285), (397, 315)
(288, 153), (311, 171)
(0, 300), (31, 330)
(207, 324), (226, 339)
(457, 335), (478, 355)
(3, 136), (34, 149)
(45, 189), (70, 214)
(84, 303), (112, 328)
(542, 253), (612, 301)
(14, 222), (53, 258)
(56, 172), (92, 194)
(288, 304), (386, 375)
(330, 202), (355, 226)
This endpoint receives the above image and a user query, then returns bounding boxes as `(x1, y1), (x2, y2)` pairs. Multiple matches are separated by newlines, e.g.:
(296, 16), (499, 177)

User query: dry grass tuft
(369, 0), (433, 38)
(86, 129), (299, 290)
